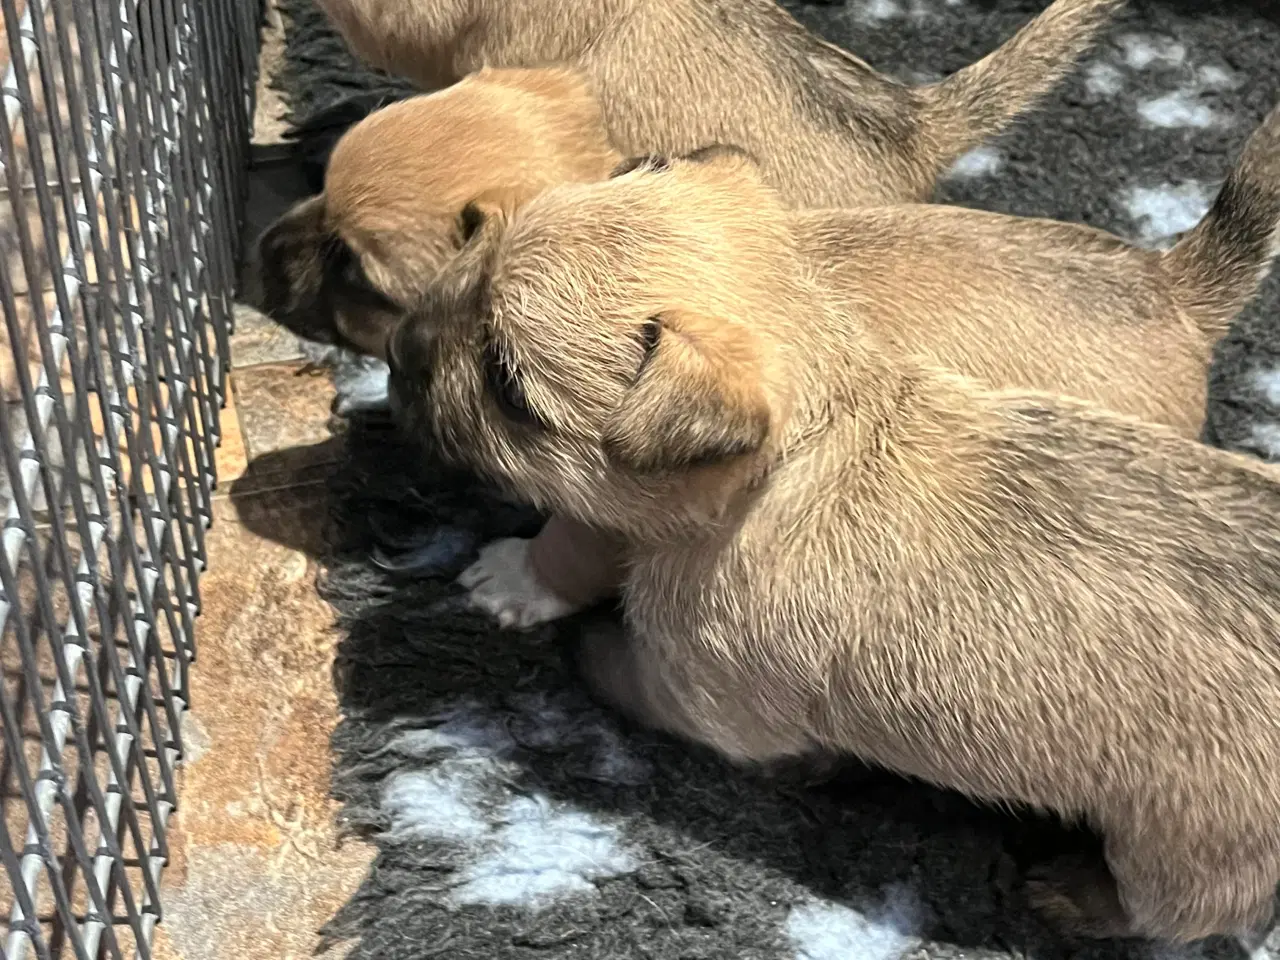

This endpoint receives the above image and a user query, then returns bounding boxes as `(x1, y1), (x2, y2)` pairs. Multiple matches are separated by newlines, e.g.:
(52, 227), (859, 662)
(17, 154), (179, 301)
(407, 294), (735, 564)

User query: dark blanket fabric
(261, 2), (1280, 958)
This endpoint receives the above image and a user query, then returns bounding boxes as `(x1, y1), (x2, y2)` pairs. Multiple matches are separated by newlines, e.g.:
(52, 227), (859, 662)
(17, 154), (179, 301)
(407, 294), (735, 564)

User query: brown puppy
(456, 106), (1280, 628)
(390, 153), (1280, 947)
(314, 0), (1124, 208)
(248, 84), (1280, 626)
(245, 68), (620, 358)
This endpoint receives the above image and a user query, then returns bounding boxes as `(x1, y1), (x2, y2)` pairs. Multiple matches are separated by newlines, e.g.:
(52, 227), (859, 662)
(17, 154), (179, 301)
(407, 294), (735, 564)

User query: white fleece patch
(1248, 422), (1280, 461)
(1118, 182), (1214, 248)
(1138, 89), (1219, 130)
(453, 795), (635, 906)
(1085, 61), (1125, 98)
(382, 767), (492, 840)
(1118, 34), (1186, 71)
(786, 885), (924, 960)
(1252, 367), (1280, 408)
(854, 0), (902, 22)
(946, 146), (1004, 180)
(1196, 64), (1238, 90)
(376, 697), (645, 909)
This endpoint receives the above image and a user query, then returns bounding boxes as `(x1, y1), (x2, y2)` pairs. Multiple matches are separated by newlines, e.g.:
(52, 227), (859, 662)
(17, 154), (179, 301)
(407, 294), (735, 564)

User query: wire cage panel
(0, 0), (258, 956)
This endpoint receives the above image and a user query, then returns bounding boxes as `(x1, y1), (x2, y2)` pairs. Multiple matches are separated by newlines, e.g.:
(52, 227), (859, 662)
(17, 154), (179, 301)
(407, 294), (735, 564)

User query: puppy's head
(392, 146), (809, 539)
(243, 67), (620, 361)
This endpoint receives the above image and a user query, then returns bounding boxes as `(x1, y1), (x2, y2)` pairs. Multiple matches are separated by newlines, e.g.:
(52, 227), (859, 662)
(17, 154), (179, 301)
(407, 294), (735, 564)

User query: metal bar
(0, 0), (259, 953)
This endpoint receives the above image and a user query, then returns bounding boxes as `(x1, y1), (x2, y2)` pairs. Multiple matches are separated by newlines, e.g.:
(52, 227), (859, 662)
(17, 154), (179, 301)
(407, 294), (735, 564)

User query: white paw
(457, 537), (578, 630)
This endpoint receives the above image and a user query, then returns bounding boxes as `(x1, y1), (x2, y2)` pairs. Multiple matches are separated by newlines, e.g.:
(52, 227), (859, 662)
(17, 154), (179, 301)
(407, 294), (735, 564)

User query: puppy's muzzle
(244, 218), (341, 347)
(244, 222), (292, 317)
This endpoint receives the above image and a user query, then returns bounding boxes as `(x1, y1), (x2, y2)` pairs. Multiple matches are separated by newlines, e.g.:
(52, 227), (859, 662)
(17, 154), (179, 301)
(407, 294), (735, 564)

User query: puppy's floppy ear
(414, 192), (508, 327)
(457, 185), (528, 245)
(602, 312), (771, 473)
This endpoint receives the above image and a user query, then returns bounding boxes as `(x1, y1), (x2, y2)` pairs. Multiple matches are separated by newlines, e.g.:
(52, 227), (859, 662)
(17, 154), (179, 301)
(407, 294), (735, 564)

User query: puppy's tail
(914, 0), (1124, 168)
(1163, 101), (1280, 343)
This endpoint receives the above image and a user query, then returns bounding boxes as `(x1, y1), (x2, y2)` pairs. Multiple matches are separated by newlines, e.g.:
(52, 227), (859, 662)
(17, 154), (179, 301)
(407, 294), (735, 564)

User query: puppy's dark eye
(327, 239), (400, 311)
(457, 203), (485, 244)
(483, 343), (539, 426)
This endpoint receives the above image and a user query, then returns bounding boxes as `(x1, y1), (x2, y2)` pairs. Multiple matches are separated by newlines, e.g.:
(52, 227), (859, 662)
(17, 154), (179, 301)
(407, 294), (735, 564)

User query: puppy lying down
(245, 74), (1280, 623)
(389, 150), (1280, 947)
(313, 0), (1123, 208)
(485, 114), (1280, 627)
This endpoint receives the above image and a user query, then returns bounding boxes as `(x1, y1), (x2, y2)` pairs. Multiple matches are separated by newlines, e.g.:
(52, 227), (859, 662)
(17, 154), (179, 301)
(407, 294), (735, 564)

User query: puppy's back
(795, 205), (1209, 434)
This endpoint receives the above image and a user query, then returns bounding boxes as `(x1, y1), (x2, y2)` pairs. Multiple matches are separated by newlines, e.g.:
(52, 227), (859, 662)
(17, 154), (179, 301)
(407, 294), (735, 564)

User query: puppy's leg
(575, 616), (816, 765)
(1025, 853), (1132, 940)
(457, 515), (623, 629)
(1030, 828), (1279, 943)
(574, 614), (693, 737)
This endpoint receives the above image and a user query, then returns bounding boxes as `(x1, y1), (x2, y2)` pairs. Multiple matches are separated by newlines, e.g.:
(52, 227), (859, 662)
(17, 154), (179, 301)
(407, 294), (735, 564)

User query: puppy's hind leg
(573, 616), (815, 765)
(1030, 827), (1280, 944)
(573, 613), (695, 739)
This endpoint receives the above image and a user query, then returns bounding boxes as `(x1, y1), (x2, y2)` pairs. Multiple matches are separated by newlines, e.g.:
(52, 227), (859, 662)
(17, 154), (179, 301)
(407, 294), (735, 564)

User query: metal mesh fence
(0, 0), (259, 956)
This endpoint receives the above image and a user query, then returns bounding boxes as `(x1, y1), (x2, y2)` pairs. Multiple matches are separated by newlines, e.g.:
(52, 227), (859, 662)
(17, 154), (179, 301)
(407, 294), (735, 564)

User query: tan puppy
(248, 83), (1280, 626)
(246, 68), (620, 358)
(389, 152), (1280, 947)
(456, 107), (1280, 628)
(314, 0), (1124, 208)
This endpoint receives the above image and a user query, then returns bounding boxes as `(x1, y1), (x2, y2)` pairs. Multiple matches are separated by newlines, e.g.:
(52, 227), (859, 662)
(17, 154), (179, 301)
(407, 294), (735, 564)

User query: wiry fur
(394, 154), (1280, 946)
(1166, 105), (1280, 341)
(313, 0), (1125, 207)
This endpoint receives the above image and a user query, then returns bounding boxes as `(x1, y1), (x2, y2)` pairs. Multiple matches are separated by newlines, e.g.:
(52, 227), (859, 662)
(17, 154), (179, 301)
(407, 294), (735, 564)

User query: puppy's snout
(247, 221), (296, 319)
(238, 227), (278, 313)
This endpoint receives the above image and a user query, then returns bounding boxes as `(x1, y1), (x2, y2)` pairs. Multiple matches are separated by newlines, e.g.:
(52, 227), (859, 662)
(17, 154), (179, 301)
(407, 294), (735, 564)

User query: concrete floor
(148, 38), (375, 957)
(148, 359), (371, 960)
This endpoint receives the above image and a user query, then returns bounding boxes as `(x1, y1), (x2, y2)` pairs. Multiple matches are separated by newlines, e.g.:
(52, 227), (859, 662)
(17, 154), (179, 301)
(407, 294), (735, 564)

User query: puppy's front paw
(457, 537), (578, 630)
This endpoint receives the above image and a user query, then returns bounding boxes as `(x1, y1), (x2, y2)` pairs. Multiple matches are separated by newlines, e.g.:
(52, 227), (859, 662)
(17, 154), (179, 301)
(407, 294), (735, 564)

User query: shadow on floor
(244, 412), (1247, 960)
